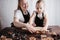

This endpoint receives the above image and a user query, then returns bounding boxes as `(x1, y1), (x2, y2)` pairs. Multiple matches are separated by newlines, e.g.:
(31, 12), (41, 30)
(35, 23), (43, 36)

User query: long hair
(17, 0), (22, 10)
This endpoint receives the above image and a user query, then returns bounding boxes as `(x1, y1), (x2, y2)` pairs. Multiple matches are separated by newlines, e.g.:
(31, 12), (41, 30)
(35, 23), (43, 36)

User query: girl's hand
(32, 23), (36, 27)
(42, 27), (48, 31)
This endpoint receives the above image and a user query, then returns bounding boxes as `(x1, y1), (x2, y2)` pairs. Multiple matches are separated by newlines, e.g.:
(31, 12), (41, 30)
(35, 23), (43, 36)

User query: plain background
(0, 0), (60, 28)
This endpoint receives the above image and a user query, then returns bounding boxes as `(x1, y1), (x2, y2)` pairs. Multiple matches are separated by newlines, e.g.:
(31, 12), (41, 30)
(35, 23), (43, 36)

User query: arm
(13, 15), (37, 33)
(13, 17), (27, 28)
(13, 10), (27, 28)
(43, 14), (48, 30)
(13, 10), (37, 33)
(29, 12), (36, 26)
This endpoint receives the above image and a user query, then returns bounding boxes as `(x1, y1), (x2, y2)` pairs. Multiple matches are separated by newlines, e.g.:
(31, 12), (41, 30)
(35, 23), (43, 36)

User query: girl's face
(19, 0), (28, 11)
(36, 2), (44, 13)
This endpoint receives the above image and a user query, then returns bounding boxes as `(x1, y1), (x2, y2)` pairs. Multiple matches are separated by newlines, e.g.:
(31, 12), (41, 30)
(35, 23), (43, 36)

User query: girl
(29, 0), (48, 31)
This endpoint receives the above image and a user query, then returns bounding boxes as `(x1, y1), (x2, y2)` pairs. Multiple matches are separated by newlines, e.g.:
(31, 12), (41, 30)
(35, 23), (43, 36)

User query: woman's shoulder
(14, 9), (25, 22)
(14, 9), (22, 13)
(14, 9), (23, 17)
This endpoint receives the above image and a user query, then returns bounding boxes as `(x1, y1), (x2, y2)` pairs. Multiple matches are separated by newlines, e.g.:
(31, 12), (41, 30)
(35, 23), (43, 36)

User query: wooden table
(0, 26), (60, 40)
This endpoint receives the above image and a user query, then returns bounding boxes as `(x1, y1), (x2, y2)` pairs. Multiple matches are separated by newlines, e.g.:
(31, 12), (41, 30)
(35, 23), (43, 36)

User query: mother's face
(20, 0), (28, 11)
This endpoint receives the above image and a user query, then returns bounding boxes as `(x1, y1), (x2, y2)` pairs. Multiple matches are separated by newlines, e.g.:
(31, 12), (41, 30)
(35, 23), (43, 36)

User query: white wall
(0, 0), (18, 28)
(0, 0), (60, 28)
(45, 0), (60, 26)
(45, 0), (56, 25)
(55, 0), (60, 25)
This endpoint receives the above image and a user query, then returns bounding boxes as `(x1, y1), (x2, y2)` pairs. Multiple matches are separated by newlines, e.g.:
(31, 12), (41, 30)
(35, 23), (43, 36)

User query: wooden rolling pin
(22, 27), (56, 35)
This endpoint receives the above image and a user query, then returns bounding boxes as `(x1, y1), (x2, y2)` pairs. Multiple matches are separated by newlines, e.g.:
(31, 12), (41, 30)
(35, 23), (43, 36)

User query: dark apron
(35, 12), (44, 27)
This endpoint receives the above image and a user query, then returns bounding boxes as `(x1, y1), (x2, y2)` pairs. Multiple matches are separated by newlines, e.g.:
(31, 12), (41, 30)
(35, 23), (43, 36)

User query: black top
(20, 8), (30, 23)
(35, 12), (44, 27)
(22, 11), (30, 23)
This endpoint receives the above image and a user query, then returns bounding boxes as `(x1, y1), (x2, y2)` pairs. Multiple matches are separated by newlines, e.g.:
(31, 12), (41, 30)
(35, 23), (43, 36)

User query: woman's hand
(26, 23), (37, 33)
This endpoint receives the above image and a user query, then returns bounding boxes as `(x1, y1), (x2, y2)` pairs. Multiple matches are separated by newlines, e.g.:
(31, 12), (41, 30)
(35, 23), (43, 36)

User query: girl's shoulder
(30, 11), (36, 18)
(30, 11), (36, 17)
(42, 12), (47, 17)
(42, 12), (48, 18)
(33, 11), (37, 15)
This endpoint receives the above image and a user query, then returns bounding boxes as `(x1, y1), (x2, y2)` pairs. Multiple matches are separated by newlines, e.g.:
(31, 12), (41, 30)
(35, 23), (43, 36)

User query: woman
(12, 0), (36, 33)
